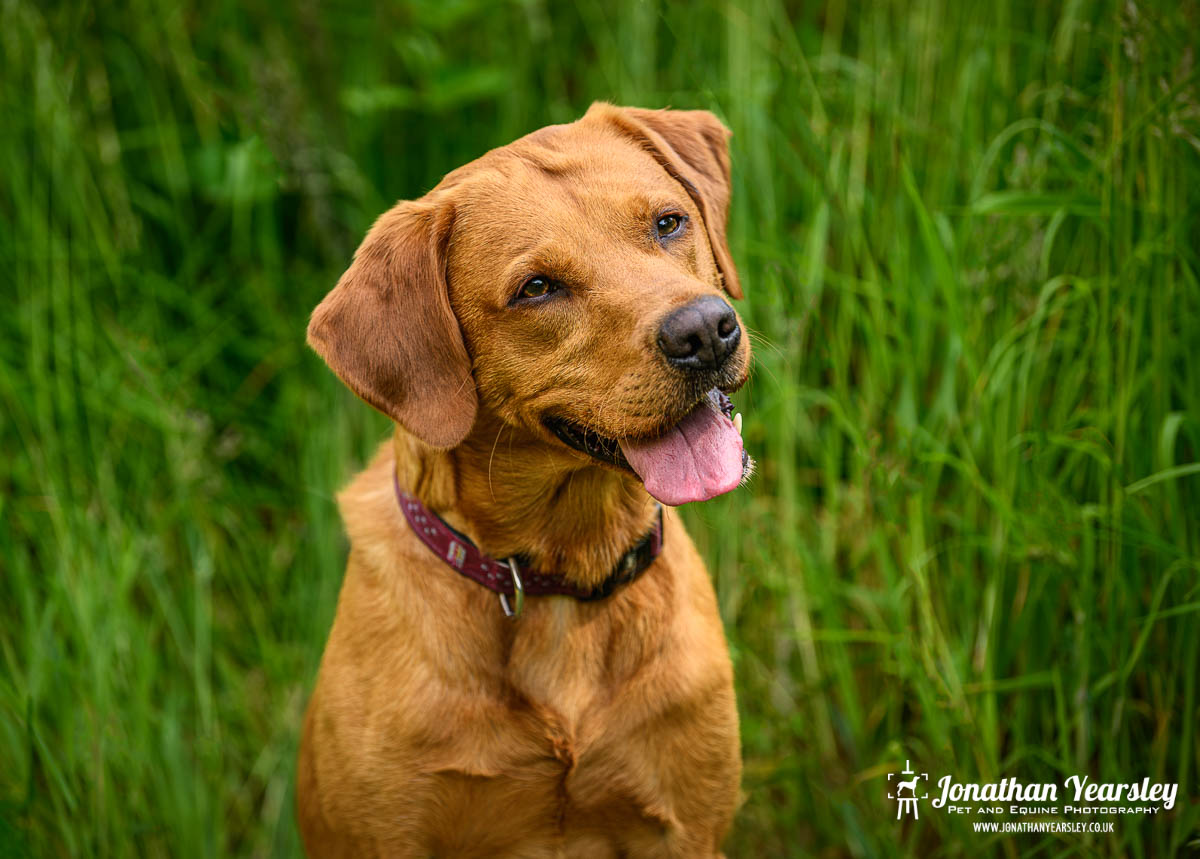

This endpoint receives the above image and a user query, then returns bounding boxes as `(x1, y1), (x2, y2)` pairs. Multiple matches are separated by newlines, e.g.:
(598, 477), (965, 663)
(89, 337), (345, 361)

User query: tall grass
(2, 0), (1198, 855)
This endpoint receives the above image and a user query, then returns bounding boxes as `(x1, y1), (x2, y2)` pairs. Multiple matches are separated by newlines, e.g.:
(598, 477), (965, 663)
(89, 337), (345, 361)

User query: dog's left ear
(590, 103), (742, 299)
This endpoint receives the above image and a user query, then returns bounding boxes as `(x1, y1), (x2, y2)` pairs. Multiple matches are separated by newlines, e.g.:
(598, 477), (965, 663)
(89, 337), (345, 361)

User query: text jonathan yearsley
(931, 776), (1178, 810)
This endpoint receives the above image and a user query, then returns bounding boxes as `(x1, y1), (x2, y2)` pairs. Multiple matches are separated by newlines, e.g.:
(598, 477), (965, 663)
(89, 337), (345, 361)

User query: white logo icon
(888, 760), (930, 819)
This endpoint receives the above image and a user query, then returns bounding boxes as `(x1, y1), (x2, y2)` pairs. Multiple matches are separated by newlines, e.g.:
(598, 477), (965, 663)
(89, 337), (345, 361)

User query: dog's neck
(393, 413), (661, 590)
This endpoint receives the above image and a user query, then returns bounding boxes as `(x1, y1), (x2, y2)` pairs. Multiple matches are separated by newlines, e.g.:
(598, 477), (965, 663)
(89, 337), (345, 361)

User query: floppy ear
(307, 200), (477, 449)
(589, 103), (742, 299)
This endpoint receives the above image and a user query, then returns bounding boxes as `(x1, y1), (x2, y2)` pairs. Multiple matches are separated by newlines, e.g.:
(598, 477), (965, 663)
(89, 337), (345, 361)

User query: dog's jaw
(543, 388), (752, 506)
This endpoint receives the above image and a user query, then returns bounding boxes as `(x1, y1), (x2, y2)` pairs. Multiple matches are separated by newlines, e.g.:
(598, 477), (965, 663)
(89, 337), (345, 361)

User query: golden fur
(297, 103), (749, 857)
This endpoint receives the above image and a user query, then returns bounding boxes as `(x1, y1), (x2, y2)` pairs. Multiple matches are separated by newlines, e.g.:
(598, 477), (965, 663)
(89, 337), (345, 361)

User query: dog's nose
(657, 296), (741, 372)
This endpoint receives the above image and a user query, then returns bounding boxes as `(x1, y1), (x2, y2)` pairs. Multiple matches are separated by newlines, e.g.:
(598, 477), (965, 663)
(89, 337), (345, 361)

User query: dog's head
(309, 104), (750, 506)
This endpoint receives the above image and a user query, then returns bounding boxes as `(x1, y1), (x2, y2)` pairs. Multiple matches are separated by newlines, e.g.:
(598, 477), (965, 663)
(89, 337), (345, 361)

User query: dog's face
(309, 104), (751, 506)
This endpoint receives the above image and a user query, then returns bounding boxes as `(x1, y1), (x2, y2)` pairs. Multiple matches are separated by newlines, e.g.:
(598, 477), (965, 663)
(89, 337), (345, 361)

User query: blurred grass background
(2, 0), (1199, 855)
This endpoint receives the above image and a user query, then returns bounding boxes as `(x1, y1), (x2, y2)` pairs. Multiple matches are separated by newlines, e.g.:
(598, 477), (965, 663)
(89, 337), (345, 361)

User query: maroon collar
(393, 469), (663, 618)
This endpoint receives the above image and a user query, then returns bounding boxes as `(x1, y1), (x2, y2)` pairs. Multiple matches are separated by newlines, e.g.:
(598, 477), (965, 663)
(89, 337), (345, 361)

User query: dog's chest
(505, 599), (612, 728)
(431, 607), (671, 845)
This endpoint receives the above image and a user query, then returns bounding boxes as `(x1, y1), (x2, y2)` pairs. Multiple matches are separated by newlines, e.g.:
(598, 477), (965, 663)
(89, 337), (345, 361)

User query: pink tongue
(618, 401), (744, 506)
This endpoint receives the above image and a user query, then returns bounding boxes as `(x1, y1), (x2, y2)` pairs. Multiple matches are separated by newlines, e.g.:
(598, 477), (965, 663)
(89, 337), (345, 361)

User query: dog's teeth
(733, 413), (743, 434)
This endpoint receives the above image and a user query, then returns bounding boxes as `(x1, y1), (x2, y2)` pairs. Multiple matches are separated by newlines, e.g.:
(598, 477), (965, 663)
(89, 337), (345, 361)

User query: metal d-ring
(498, 556), (524, 619)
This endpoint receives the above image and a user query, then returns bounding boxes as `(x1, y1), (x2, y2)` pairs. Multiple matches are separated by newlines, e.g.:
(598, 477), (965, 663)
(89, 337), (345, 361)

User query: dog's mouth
(544, 388), (751, 506)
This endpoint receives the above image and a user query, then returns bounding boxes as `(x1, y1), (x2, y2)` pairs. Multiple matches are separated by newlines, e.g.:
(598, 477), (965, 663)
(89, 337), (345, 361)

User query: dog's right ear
(307, 200), (477, 449)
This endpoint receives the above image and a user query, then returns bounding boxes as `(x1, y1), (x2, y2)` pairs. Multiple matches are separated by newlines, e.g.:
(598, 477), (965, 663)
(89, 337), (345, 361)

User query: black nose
(657, 296), (741, 372)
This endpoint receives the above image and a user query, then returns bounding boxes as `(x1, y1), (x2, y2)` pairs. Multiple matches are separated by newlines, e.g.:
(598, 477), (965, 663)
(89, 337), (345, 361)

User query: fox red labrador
(298, 103), (752, 857)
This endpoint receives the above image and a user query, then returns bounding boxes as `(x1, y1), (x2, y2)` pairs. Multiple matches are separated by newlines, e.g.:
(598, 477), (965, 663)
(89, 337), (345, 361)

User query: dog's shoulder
(335, 441), (403, 557)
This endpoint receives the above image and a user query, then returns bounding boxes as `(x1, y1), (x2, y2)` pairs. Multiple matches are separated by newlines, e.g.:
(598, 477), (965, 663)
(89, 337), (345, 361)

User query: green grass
(2, 0), (1198, 855)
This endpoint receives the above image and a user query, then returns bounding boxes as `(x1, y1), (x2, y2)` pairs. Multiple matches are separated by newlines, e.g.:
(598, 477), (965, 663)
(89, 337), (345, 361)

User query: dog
(895, 778), (920, 796)
(297, 103), (752, 857)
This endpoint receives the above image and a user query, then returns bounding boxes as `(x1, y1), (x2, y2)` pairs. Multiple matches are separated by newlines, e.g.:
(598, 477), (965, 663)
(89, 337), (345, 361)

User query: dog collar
(393, 469), (663, 619)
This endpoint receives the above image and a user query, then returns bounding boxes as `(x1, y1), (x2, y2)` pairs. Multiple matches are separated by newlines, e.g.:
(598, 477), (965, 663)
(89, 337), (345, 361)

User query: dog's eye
(517, 275), (559, 300)
(655, 213), (685, 238)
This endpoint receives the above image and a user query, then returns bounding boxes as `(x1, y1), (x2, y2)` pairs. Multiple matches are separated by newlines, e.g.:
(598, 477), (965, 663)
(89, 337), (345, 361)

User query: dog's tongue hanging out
(619, 396), (744, 506)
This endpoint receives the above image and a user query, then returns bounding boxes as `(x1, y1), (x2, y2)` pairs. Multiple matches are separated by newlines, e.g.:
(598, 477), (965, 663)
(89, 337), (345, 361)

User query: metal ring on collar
(498, 556), (524, 619)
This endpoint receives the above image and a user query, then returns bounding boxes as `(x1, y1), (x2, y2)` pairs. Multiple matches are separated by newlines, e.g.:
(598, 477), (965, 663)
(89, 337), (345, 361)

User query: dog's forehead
(448, 127), (683, 236)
